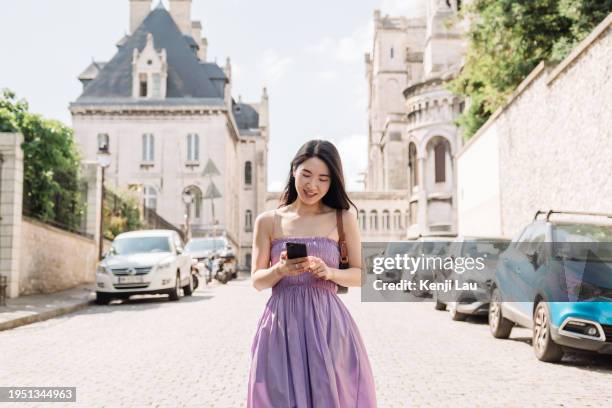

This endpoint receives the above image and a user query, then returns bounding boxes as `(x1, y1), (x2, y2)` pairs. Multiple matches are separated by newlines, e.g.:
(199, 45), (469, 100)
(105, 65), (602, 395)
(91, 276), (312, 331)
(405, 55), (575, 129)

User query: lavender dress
(247, 236), (377, 407)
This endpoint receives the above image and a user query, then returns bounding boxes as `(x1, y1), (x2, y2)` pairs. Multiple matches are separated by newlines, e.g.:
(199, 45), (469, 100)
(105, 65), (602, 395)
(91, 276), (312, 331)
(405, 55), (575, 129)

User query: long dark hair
(279, 140), (358, 214)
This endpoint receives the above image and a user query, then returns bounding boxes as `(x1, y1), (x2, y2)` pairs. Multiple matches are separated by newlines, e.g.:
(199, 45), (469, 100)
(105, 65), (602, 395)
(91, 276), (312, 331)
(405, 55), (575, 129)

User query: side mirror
(525, 251), (538, 266)
(176, 247), (183, 254)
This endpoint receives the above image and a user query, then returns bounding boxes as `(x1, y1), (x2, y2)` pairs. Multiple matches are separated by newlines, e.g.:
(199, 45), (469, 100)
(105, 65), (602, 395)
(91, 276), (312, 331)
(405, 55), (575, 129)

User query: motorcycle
(211, 255), (231, 284)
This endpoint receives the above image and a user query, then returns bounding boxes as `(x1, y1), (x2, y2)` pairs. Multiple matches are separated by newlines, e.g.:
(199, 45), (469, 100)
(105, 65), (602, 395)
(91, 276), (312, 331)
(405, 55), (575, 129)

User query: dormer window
(132, 33), (167, 99)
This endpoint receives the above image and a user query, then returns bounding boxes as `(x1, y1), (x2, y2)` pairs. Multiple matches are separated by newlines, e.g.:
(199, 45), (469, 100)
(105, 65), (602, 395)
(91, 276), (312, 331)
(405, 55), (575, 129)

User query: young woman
(247, 140), (377, 407)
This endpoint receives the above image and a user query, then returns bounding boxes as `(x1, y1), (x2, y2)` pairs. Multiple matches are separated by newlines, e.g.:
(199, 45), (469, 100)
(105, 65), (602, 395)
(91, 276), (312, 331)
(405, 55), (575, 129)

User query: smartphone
(286, 242), (308, 259)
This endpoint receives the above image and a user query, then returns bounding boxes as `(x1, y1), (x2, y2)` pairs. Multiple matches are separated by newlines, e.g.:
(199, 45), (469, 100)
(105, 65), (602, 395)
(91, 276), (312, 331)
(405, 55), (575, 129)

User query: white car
(95, 230), (193, 304)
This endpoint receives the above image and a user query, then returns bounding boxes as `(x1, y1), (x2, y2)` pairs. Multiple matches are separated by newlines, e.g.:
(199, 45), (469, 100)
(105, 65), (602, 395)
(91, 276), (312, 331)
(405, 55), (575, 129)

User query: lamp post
(96, 134), (111, 260)
(181, 188), (194, 242)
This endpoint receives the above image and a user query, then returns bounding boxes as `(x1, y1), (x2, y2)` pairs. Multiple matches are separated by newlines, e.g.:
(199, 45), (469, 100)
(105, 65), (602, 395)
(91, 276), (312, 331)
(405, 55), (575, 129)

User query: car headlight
(96, 265), (110, 275)
(156, 261), (172, 270)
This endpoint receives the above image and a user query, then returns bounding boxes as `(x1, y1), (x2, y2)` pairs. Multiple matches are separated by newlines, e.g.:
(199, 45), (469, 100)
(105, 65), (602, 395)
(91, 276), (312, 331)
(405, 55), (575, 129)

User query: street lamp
(96, 134), (111, 260)
(181, 187), (194, 241)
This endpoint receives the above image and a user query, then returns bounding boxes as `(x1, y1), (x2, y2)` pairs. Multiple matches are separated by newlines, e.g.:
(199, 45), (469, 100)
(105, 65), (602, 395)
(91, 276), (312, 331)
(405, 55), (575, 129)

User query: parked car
(95, 230), (193, 304)
(185, 236), (237, 279)
(489, 210), (612, 362)
(433, 236), (510, 321)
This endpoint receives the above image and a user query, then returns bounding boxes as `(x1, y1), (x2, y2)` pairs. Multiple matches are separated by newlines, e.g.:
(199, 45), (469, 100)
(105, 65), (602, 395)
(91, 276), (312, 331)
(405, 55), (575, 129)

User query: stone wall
(457, 14), (612, 239)
(19, 218), (96, 295)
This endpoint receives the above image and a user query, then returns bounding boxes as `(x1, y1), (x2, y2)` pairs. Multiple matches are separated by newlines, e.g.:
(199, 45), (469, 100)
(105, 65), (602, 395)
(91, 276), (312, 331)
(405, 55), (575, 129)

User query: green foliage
(0, 89), (84, 228)
(450, 0), (612, 139)
(103, 188), (143, 240)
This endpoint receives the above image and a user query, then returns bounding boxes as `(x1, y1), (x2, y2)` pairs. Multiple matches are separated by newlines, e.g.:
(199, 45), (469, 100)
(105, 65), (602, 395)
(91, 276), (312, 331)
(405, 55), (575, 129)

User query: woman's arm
(250, 212), (283, 291)
(250, 212), (311, 291)
(330, 209), (364, 287)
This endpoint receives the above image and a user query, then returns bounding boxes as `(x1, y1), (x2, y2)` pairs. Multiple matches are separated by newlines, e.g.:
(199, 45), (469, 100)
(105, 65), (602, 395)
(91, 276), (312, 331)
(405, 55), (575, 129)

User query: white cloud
(258, 49), (293, 84)
(330, 134), (368, 192)
(308, 23), (373, 64)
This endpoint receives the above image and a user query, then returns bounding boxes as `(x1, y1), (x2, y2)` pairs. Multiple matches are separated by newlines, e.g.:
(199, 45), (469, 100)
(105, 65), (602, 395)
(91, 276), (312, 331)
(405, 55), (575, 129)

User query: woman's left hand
(308, 256), (335, 281)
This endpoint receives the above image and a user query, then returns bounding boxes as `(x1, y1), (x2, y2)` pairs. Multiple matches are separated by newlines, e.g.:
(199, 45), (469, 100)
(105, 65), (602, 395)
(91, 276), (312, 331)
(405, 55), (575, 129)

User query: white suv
(95, 230), (193, 304)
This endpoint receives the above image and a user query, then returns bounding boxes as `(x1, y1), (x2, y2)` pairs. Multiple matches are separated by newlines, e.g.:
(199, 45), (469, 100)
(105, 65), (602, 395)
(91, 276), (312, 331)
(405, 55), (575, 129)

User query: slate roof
(232, 102), (259, 130)
(73, 6), (226, 104)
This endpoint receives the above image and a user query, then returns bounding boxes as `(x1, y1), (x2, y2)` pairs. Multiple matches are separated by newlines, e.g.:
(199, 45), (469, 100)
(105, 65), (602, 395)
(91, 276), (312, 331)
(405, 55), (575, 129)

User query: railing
(143, 207), (185, 241)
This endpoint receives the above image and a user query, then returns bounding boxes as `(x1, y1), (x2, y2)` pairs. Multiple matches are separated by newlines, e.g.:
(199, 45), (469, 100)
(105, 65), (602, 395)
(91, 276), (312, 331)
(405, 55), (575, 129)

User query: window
(245, 210), (253, 232)
(185, 186), (202, 220)
(393, 210), (402, 230)
(187, 134), (200, 161)
(245, 253), (252, 270)
(244, 161), (252, 185)
(409, 143), (418, 189)
(152, 73), (161, 97)
(97, 133), (109, 152)
(390, 47), (394, 59)
(139, 73), (148, 97)
(382, 210), (390, 230)
(358, 210), (366, 231)
(143, 185), (157, 210)
(370, 210), (378, 231)
(434, 142), (446, 183)
(142, 133), (154, 162)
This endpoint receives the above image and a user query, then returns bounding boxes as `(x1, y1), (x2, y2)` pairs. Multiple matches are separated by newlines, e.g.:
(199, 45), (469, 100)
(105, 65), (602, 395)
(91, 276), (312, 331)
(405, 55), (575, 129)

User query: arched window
(358, 210), (366, 231)
(405, 209), (410, 228)
(382, 210), (390, 230)
(97, 133), (109, 152)
(185, 185), (203, 220)
(244, 161), (252, 185)
(434, 142), (446, 183)
(408, 143), (418, 190)
(187, 133), (199, 161)
(245, 210), (253, 232)
(143, 185), (157, 210)
(393, 210), (402, 230)
(370, 210), (378, 231)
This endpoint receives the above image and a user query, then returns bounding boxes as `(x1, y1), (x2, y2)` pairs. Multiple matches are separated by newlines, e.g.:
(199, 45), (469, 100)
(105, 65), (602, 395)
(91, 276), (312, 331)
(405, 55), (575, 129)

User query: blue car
(489, 210), (612, 362)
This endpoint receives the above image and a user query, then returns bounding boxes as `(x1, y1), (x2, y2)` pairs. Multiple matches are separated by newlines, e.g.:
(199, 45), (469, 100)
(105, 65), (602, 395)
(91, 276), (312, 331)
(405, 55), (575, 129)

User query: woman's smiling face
(293, 157), (331, 205)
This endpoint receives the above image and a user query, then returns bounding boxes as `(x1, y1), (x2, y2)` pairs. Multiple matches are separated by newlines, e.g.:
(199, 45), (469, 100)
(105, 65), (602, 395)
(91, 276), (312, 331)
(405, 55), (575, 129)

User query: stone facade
(70, 1), (268, 268)
(365, 0), (466, 239)
(0, 133), (23, 298)
(457, 14), (612, 239)
(19, 218), (97, 295)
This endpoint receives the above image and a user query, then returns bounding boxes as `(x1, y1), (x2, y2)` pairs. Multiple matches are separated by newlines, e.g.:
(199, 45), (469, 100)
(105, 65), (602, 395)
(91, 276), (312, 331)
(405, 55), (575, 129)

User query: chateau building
(70, 0), (268, 269)
(365, 0), (467, 238)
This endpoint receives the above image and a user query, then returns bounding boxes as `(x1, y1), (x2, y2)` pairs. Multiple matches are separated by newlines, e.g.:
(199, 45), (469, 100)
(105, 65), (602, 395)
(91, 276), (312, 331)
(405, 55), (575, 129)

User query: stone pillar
(0, 133), (24, 298)
(417, 156), (427, 234)
(81, 161), (102, 242)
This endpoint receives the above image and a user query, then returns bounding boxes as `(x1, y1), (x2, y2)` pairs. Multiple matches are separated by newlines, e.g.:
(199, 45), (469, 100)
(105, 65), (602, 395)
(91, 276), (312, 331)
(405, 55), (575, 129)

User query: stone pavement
(0, 284), (95, 331)
(0, 274), (611, 407)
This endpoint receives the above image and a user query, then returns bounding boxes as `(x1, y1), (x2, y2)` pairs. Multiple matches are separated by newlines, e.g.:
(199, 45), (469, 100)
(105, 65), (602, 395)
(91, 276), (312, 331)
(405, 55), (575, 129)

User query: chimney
(201, 38), (208, 61)
(191, 21), (206, 60)
(130, 0), (152, 34)
(169, 0), (192, 35)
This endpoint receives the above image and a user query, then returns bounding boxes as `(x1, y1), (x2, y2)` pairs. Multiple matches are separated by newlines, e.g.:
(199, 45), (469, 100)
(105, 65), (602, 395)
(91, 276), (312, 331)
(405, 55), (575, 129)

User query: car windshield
(461, 240), (509, 259)
(112, 236), (171, 255)
(553, 223), (612, 262)
(185, 239), (225, 252)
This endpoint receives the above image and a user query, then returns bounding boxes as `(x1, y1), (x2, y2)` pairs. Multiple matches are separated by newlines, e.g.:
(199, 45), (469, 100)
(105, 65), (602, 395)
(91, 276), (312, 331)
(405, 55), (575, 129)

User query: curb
(0, 300), (93, 332)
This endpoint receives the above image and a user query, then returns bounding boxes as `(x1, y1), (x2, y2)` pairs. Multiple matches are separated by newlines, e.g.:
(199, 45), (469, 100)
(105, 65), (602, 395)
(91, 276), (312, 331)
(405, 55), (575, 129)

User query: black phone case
(286, 242), (308, 259)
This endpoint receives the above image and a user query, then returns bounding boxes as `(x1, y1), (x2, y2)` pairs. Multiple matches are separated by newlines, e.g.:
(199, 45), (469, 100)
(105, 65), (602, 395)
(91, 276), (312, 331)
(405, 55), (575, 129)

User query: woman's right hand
(275, 250), (310, 277)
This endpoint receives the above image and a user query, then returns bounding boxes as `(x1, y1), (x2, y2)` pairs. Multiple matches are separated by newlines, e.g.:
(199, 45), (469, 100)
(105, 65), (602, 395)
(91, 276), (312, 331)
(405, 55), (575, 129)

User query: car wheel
(489, 288), (513, 339)
(95, 292), (110, 305)
(168, 274), (180, 301)
(533, 302), (563, 362)
(435, 300), (447, 311)
(450, 305), (468, 321)
(183, 274), (194, 296)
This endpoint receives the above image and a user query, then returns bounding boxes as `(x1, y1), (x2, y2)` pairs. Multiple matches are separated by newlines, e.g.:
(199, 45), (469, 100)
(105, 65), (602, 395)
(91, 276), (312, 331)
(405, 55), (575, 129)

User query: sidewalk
(0, 284), (95, 331)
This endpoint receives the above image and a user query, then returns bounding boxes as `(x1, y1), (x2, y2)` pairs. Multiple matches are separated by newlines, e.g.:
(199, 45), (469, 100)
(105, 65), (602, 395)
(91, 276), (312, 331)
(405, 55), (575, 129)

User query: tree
(450, 0), (612, 138)
(0, 89), (84, 229)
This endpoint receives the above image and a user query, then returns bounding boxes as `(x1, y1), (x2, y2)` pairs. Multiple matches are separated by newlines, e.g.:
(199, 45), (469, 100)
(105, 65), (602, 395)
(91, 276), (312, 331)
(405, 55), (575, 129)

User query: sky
(0, 0), (424, 191)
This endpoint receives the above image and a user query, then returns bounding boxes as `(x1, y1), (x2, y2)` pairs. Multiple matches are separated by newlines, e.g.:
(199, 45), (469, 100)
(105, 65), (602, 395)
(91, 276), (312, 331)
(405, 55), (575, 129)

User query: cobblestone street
(1, 276), (611, 407)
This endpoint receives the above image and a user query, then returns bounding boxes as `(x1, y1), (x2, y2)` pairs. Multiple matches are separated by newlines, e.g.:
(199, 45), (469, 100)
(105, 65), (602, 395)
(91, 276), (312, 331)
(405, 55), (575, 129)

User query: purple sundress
(247, 236), (377, 407)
